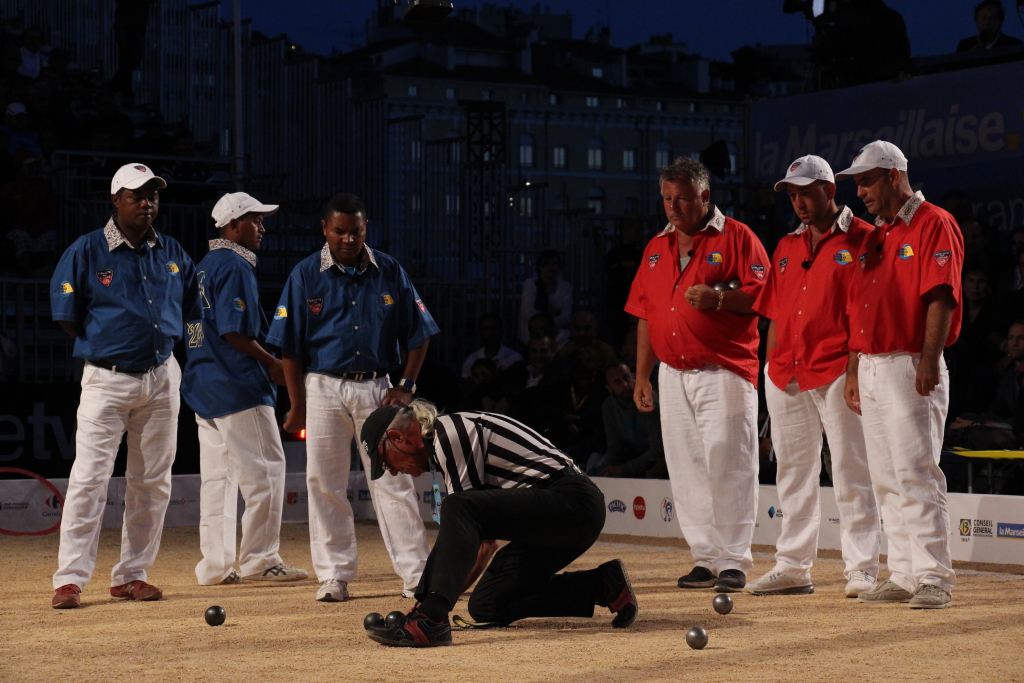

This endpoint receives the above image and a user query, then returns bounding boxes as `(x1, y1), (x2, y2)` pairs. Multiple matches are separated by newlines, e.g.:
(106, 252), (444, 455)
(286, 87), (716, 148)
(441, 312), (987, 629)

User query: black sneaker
(714, 569), (746, 593)
(595, 559), (638, 628)
(677, 566), (718, 589)
(365, 607), (452, 648)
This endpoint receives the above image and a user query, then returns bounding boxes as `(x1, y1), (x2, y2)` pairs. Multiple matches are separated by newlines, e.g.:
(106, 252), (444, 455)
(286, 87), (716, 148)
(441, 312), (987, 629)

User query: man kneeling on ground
(359, 400), (638, 647)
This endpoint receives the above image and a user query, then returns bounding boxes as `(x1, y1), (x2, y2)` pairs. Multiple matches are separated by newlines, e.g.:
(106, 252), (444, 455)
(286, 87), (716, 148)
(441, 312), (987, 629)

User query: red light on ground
(296, 429), (306, 440)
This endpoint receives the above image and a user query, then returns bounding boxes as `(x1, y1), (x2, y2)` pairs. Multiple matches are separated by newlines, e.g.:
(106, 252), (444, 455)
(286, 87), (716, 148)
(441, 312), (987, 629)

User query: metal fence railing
(0, 278), (73, 382)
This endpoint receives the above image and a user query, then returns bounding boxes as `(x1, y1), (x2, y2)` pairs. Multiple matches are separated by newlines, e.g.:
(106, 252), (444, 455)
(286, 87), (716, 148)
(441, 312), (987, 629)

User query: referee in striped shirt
(359, 400), (638, 647)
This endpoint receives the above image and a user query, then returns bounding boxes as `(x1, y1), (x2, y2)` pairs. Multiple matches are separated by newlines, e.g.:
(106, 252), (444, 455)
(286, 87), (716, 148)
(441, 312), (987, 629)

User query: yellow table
(942, 448), (1024, 494)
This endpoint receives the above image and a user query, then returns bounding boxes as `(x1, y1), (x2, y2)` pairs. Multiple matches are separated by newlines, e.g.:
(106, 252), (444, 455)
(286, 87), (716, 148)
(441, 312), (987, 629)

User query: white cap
(110, 163), (167, 195)
(212, 192), (279, 228)
(835, 140), (908, 179)
(5, 102), (26, 116)
(774, 155), (834, 192)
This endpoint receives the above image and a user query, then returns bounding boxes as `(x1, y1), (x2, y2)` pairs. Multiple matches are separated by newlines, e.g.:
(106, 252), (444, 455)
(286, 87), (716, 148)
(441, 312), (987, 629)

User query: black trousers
(415, 472), (607, 624)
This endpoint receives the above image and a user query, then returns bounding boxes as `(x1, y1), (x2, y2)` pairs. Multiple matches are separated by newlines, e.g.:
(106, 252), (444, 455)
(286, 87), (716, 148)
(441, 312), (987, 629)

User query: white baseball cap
(110, 163), (167, 195)
(212, 192), (279, 228)
(774, 155), (834, 192)
(835, 140), (908, 179)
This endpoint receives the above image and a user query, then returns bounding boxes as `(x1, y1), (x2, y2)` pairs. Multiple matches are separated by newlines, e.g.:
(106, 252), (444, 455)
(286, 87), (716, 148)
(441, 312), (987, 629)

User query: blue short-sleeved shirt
(181, 239), (276, 420)
(50, 218), (201, 369)
(266, 244), (439, 372)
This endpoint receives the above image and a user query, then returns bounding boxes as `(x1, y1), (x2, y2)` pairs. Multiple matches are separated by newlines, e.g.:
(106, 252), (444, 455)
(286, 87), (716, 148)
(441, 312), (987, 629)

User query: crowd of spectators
(0, 19), (208, 277)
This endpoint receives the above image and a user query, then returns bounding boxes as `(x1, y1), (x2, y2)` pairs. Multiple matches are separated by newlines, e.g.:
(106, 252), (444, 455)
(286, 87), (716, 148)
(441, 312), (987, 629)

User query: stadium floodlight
(402, 0), (454, 22)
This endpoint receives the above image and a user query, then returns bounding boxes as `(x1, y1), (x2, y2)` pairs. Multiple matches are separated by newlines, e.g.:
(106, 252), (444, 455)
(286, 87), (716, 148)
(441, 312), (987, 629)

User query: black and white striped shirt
(432, 412), (578, 491)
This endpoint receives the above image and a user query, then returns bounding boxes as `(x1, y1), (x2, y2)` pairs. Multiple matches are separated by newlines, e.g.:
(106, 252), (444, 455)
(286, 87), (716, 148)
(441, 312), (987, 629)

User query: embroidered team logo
(934, 250), (951, 267)
(834, 250), (853, 265)
(96, 270), (113, 287)
(134, 165), (149, 173)
(307, 297), (323, 315)
(416, 297), (427, 314)
(898, 244), (914, 260)
(750, 264), (765, 281)
(381, 293), (395, 306)
(705, 252), (724, 265)
(166, 261), (180, 274)
(778, 257), (788, 274)
(233, 298), (246, 312)
(648, 254), (661, 270)
(274, 306), (287, 319)
(789, 161), (801, 172)
(60, 281), (74, 294)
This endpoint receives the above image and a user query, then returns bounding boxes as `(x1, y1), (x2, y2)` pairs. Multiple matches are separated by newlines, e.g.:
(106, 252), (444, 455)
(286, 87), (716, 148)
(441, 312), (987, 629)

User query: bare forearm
(635, 318), (656, 382)
(721, 290), (755, 314)
(402, 338), (430, 381)
(57, 321), (78, 339)
(281, 351), (305, 410)
(223, 331), (277, 367)
(921, 292), (954, 365)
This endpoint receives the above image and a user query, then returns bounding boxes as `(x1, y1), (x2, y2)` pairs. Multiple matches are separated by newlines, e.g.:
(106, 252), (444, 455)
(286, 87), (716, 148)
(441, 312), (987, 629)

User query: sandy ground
(3, 522), (1024, 683)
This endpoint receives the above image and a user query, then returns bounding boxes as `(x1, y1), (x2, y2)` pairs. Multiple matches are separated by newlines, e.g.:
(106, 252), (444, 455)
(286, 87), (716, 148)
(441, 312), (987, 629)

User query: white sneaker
(245, 563), (310, 582)
(744, 568), (814, 595)
(845, 571), (877, 598)
(218, 570), (243, 585)
(316, 579), (349, 602)
(402, 588), (416, 599)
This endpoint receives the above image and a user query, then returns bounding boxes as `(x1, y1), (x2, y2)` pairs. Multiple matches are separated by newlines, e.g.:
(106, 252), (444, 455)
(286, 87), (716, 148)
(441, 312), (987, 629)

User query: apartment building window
(587, 187), (605, 215)
(623, 197), (640, 215)
(481, 89), (491, 100)
(616, 98), (627, 109)
(622, 148), (636, 172)
(553, 145), (567, 169)
(655, 141), (672, 170)
(587, 138), (604, 170)
(446, 87), (456, 100)
(655, 101), (663, 111)
(411, 193), (421, 213)
(411, 139), (422, 162)
(520, 92), (529, 103)
(408, 85), (419, 97)
(445, 194), (460, 216)
(550, 94), (559, 105)
(519, 134), (535, 168)
(586, 96), (599, 108)
(591, 67), (603, 78)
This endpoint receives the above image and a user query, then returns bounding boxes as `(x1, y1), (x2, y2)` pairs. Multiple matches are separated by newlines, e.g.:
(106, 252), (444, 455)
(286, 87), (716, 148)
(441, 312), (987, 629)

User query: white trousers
(195, 405), (286, 585)
(859, 352), (955, 592)
(304, 373), (429, 590)
(764, 370), (881, 579)
(659, 364), (759, 574)
(53, 358), (181, 590)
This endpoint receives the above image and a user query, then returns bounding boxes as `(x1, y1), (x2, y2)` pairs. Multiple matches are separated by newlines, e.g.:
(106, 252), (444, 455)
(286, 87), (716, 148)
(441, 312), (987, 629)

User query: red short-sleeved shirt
(754, 207), (873, 391)
(625, 207), (769, 386)
(847, 193), (963, 355)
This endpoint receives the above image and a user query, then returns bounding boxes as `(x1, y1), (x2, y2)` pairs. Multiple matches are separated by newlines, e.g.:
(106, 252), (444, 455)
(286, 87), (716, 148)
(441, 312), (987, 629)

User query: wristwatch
(397, 378), (417, 394)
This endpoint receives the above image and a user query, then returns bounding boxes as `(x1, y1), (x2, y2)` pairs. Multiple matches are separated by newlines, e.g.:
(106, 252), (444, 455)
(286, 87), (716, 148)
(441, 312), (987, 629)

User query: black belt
(89, 358), (164, 374)
(321, 368), (390, 381)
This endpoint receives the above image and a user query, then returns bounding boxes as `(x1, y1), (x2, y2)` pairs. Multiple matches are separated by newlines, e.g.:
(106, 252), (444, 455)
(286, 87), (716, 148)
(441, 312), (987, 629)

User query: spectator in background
(15, 26), (47, 82)
(949, 264), (1005, 417)
(518, 250), (572, 345)
(556, 310), (618, 371)
(950, 319), (1024, 430)
(523, 334), (559, 388)
(460, 358), (509, 414)
(526, 312), (569, 350)
(604, 216), (645, 347)
(588, 361), (666, 479)
(1, 152), (58, 275)
(956, 0), (1023, 52)
(5, 103), (41, 157)
(546, 347), (608, 468)
(460, 313), (523, 379)
(157, 129), (215, 204)
(1007, 226), (1024, 291)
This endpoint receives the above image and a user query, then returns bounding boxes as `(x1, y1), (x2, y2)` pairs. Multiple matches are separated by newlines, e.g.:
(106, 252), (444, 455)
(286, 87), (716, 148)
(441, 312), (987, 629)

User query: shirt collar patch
(320, 243), (379, 274)
(208, 238), (257, 267)
(657, 206), (726, 237)
(875, 191), (925, 228)
(104, 216), (159, 251)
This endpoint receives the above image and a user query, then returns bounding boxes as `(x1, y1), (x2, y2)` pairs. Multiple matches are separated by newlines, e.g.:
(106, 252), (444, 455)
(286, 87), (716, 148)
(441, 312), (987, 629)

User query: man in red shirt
(626, 157), (769, 593)
(750, 155), (881, 598)
(839, 140), (963, 609)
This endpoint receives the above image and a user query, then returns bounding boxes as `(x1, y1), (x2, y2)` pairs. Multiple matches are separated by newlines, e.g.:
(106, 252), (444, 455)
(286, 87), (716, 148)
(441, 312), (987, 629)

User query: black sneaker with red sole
(366, 608), (452, 647)
(597, 559), (639, 628)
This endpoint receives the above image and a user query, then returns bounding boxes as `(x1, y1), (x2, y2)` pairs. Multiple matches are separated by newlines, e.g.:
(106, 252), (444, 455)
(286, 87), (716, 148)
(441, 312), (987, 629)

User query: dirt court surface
(3, 522), (1023, 683)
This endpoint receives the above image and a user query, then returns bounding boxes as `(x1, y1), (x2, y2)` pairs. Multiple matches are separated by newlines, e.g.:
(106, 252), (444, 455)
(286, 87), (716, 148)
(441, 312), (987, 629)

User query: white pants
(659, 364), (759, 574)
(53, 358), (181, 590)
(764, 370), (881, 579)
(304, 373), (428, 590)
(195, 405), (286, 585)
(859, 352), (955, 592)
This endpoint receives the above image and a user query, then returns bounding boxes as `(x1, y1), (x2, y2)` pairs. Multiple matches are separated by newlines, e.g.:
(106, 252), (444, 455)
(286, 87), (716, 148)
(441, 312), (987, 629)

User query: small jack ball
(385, 611), (406, 629)
(205, 605), (226, 626)
(364, 612), (385, 630)
(686, 626), (708, 650)
(712, 594), (733, 615)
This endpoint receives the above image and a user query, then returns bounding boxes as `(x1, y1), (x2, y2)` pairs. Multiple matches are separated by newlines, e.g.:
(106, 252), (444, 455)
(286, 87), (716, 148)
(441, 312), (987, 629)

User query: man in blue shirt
(181, 192), (310, 587)
(267, 193), (439, 602)
(49, 163), (201, 609)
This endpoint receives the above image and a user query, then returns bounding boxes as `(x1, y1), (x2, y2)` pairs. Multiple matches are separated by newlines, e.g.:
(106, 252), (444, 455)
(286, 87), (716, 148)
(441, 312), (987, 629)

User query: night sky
(228, 0), (1024, 61)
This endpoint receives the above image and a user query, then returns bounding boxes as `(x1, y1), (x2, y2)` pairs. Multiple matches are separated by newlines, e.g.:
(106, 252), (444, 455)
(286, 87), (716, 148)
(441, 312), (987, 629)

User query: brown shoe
(110, 580), (163, 601)
(52, 584), (82, 609)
